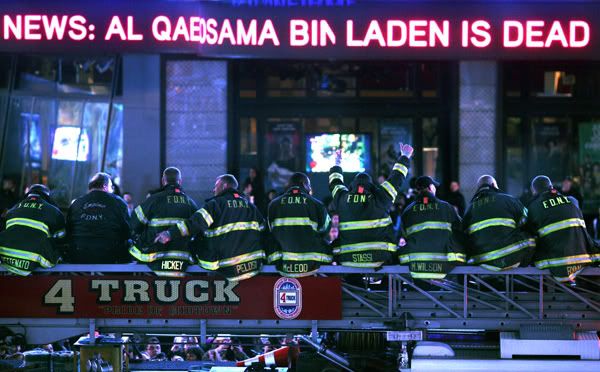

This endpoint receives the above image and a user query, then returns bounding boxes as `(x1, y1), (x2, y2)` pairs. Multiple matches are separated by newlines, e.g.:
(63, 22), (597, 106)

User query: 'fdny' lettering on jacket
(543, 196), (571, 209)
(227, 199), (249, 208)
(281, 197), (307, 205)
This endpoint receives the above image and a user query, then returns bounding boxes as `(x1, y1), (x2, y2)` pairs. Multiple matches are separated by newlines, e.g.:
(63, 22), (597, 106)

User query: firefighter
(0, 184), (65, 275)
(463, 175), (535, 271)
(328, 142), (413, 267)
(526, 175), (598, 282)
(399, 176), (465, 279)
(129, 167), (199, 277)
(155, 174), (265, 281)
(267, 172), (331, 277)
(67, 172), (131, 263)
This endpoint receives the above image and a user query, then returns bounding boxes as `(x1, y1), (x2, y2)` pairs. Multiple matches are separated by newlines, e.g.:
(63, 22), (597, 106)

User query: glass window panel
(304, 117), (356, 133)
(422, 117), (441, 181)
(314, 63), (357, 98)
(529, 117), (573, 185)
(420, 63), (440, 98)
(103, 103), (124, 187)
(505, 117), (524, 196)
(265, 63), (307, 97)
(531, 69), (575, 97)
(0, 55), (12, 89)
(238, 62), (258, 98)
(359, 62), (415, 97)
(240, 117), (258, 155)
(503, 63), (523, 98)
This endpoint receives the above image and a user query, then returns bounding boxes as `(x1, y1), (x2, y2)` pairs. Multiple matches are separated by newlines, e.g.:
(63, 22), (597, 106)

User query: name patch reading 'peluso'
(0, 276), (343, 320)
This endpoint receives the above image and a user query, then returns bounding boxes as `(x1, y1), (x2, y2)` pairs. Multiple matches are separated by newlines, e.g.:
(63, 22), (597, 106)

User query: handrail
(1, 264), (600, 275)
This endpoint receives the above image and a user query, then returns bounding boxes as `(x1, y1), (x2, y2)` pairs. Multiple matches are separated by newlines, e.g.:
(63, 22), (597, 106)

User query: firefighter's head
(415, 176), (439, 195)
(351, 172), (373, 192)
(476, 175), (498, 190)
(88, 172), (113, 193)
(162, 167), (182, 187)
(531, 175), (553, 196)
(214, 174), (238, 196)
(287, 172), (311, 194)
(25, 184), (51, 201)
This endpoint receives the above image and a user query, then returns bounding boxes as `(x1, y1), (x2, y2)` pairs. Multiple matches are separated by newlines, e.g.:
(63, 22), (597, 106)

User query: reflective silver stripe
(271, 217), (318, 231)
(177, 221), (189, 237)
(332, 184), (348, 198)
(534, 254), (591, 269)
(204, 221), (261, 238)
(410, 273), (447, 279)
(228, 270), (260, 282)
(149, 218), (185, 227)
(267, 252), (282, 263)
(129, 246), (193, 263)
(339, 217), (392, 231)
(399, 252), (465, 263)
(319, 214), (331, 233)
(329, 172), (344, 183)
(153, 271), (187, 278)
(405, 221), (452, 236)
(198, 259), (219, 270)
(380, 181), (397, 200)
(218, 250), (265, 268)
(134, 206), (148, 224)
(280, 251), (332, 262)
(6, 218), (50, 236)
(1, 264), (31, 276)
(537, 218), (586, 237)
(339, 261), (385, 268)
(0, 246), (53, 268)
(278, 268), (320, 278)
(336, 241), (397, 254)
(467, 218), (516, 234)
(197, 208), (214, 227)
(392, 163), (408, 177)
(468, 239), (535, 264)
(53, 229), (66, 239)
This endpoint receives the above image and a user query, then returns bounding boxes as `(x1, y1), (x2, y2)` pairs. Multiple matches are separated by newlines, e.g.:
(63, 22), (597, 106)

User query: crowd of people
(0, 142), (599, 283)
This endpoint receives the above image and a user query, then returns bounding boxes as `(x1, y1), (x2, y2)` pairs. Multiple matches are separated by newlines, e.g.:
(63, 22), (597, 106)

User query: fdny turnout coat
(463, 186), (535, 271)
(167, 189), (265, 281)
(400, 192), (465, 279)
(527, 189), (598, 282)
(67, 190), (131, 263)
(130, 184), (199, 277)
(267, 186), (332, 277)
(0, 194), (65, 275)
(328, 156), (410, 267)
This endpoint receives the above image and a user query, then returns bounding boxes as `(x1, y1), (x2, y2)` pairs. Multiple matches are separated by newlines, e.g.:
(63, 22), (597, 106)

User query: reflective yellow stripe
(197, 208), (214, 227)
(336, 241), (397, 254)
(134, 206), (148, 224)
(332, 184), (348, 198)
(267, 252), (282, 263)
(279, 268), (320, 278)
(410, 273), (447, 279)
(392, 163), (408, 177)
(320, 214), (331, 233)
(272, 217), (318, 231)
(399, 252), (465, 263)
(591, 254), (600, 263)
(153, 271), (187, 278)
(218, 250), (265, 268)
(280, 251), (332, 262)
(405, 221), (452, 236)
(0, 263), (31, 276)
(468, 238), (535, 264)
(339, 261), (385, 268)
(128, 246), (193, 263)
(535, 254), (591, 269)
(227, 270), (260, 282)
(204, 221), (261, 238)
(198, 259), (220, 270)
(480, 262), (521, 272)
(329, 172), (344, 183)
(538, 218), (586, 237)
(339, 217), (392, 231)
(467, 218), (516, 234)
(0, 246), (53, 268)
(148, 218), (185, 227)
(6, 218), (50, 236)
(380, 181), (397, 200)
(177, 221), (189, 237)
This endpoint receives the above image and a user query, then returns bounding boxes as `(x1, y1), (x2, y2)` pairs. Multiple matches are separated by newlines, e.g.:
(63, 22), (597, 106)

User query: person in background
(67, 172), (131, 264)
(242, 167), (266, 213)
(141, 337), (164, 361)
(445, 181), (466, 217)
(202, 337), (248, 362)
(561, 176), (584, 209)
(185, 347), (203, 361)
(122, 192), (135, 217)
(266, 189), (278, 204)
(111, 177), (122, 197)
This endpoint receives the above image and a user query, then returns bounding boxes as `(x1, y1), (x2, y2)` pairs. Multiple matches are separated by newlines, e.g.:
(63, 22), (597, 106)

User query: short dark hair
(531, 175), (553, 194)
(88, 172), (111, 190)
(163, 167), (181, 185)
(218, 174), (238, 190)
(288, 172), (311, 191)
(354, 172), (372, 185)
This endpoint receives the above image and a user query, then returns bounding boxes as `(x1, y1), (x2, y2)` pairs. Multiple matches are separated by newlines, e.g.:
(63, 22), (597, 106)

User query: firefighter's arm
(131, 200), (151, 235)
(118, 198), (132, 241)
(317, 206), (332, 239)
(329, 149), (348, 201)
(450, 208), (467, 260)
(157, 203), (214, 243)
(265, 203), (281, 263)
(380, 143), (413, 202)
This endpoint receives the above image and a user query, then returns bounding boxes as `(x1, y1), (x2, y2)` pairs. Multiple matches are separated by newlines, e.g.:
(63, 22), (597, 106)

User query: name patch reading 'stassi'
(273, 277), (302, 319)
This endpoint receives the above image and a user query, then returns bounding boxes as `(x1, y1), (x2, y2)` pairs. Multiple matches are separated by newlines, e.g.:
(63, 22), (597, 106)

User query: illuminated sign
(0, 0), (598, 60)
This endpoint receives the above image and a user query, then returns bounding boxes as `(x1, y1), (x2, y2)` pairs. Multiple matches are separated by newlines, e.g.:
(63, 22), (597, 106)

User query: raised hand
(399, 142), (414, 159)
(154, 231), (171, 244)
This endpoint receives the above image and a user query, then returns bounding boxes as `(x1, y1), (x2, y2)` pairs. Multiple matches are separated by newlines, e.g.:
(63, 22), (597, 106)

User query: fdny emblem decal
(273, 277), (302, 319)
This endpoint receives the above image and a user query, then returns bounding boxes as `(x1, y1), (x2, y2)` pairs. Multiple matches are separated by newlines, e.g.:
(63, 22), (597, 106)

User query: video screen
(51, 127), (90, 162)
(306, 133), (371, 173)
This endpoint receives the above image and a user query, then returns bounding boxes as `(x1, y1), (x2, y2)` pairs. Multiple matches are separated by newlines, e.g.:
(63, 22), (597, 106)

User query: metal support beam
(341, 286), (386, 317)
(550, 278), (600, 314)
(468, 275), (536, 319)
(397, 275), (461, 318)
(200, 319), (207, 344)
(311, 320), (318, 343)
(89, 319), (96, 345)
